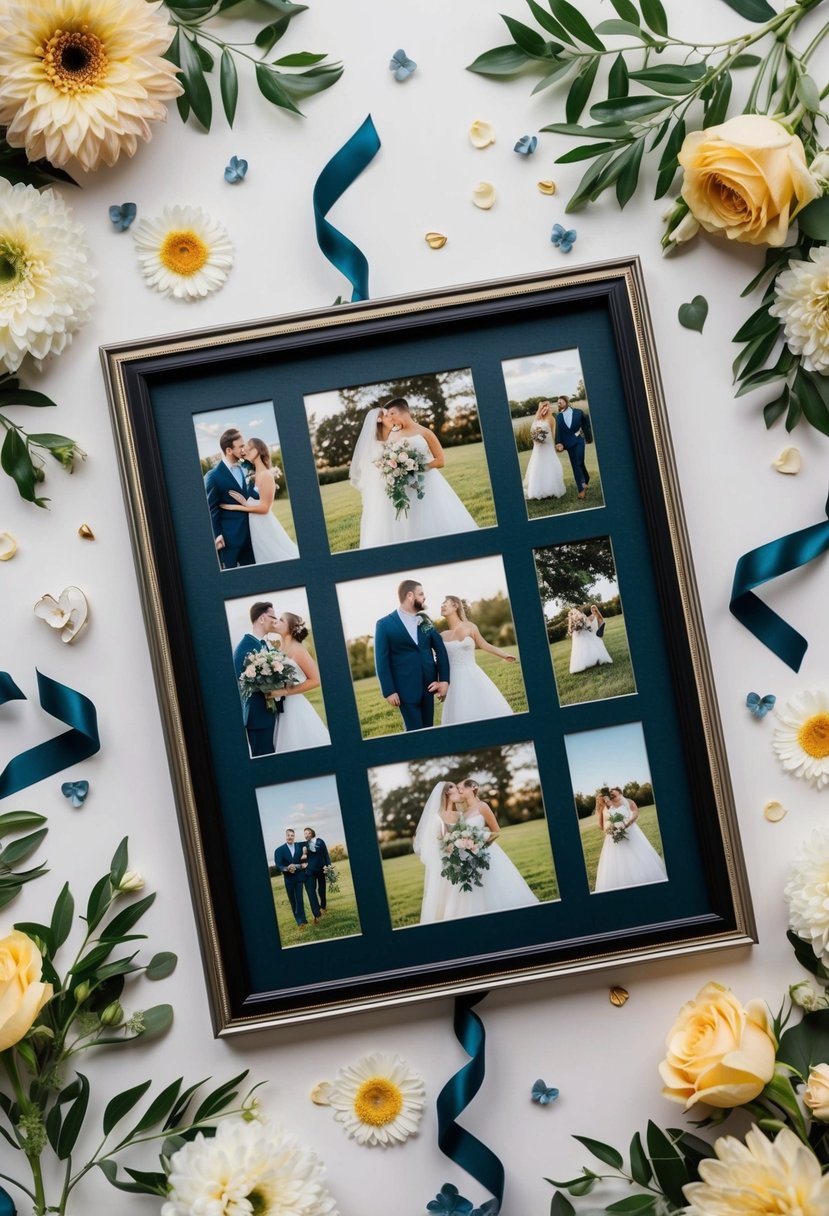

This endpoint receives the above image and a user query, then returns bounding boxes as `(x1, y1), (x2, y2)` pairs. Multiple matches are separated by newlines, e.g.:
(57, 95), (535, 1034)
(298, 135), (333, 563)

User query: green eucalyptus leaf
(219, 49), (238, 126)
(567, 1176), (597, 1196)
(545, 120), (632, 138)
(146, 951), (178, 980)
(795, 369), (829, 437)
(549, 0), (605, 50)
(557, 140), (627, 162)
(502, 14), (550, 57)
(595, 19), (647, 39)
(57, 1072), (90, 1160)
(1, 427), (40, 505)
(730, 53), (762, 68)
(126, 1078), (184, 1138)
(192, 1069), (249, 1122)
(590, 94), (669, 121)
(0, 387), (57, 407)
(572, 1134), (624, 1169)
(177, 31), (212, 129)
(0, 884), (22, 910)
(608, 52), (629, 99)
(0, 827), (48, 866)
(608, 0), (640, 21)
(254, 17), (290, 54)
(616, 137), (644, 207)
(110, 837), (129, 886)
(566, 55), (600, 123)
(733, 328), (781, 381)
(678, 295), (708, 332)
(100, 892), (156, 941)
(720, 0), (775, 20)
(13, 920), (54, 953)
(668, 1128), (717, 1168)
(122, 1167), (168, 1195)
(255, 62), (303, 114)
(98, 1159), (159, 1195)
(85, 874), (113, 932)
(639, 0), (668, 36)
(704, 70), (732, 126)
(273, 51), (327, 66)
(274, 63), (343, 102)
(526, 0), (573, 44)
(607, 1198), (657, 1214)
(166, 1077), (209, 1128)
(550, 1193), (576, 1216)
(0, 811), (47, 834)
(259, 0), (307, 13)
(565, 148), (615, 210)
(735, 346), (795, 396)
(194, 41), (214, 72)
(785, 390), (802, 432)
(797, 196), (829, 240)
(50, 882), (74, 951)
(103, 1080), (153, 1136)
(531, 59), (576, 94)
(137, 1004), (174, 1039)
(733, 299), (778, 343)
(467, 44), (533, 75)
(646, 1121), (688, 1207)
(628, 63), (706, 84)
(629, 1131), (652, 1186)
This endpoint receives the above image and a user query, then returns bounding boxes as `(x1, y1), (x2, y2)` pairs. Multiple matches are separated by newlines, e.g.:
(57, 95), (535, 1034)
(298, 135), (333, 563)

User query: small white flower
(772, 688), (829, 788)
(327, 1053), (425, 1147)
(133, 205), (233, 300)
(785, 826), (829, 969)
(769, 247), (829, 373)
(789, 979), (828, 1012)
(0, 180), (94, 373)
(115, 870), (144, 893)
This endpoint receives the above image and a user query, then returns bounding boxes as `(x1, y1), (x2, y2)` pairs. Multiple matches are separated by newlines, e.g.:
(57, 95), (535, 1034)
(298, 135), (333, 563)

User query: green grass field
(270, 858), (360, 947)
(578, 804), (664, 892)
(318, 442), (496, 552)
(351, 645), (527, 738)
(271, 497), (297, 543)
(549, 615), (636, 706)
(381, 819), (558, 928)
(517, 441), (604, 518)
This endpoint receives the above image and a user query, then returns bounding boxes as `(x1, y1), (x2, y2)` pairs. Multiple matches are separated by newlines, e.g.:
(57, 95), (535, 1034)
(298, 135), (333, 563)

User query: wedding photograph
(501, 348), (604, 518)
(563, 722), (667, 894)
(256, 775), (361, 947)
(534, 536), (636, 707)
(336, 556), (528, 738)
(303, 367), (496, 553)
(224, 586), (330, 758)
(370, 742), (558, 929)
(194, 401), (298, 570)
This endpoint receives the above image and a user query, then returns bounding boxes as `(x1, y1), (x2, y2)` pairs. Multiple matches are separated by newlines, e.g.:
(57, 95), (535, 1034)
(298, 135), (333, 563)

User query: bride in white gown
(349, 399), (479, 549)
(568, 607), (613, 674)
(593, 790), (667, 893)
(523, 401), (565, 501)
(438, 596), (516, 726)
(413, 779), (539, 923)
(269, 612), (331, 753)
(221, 438), (299, 564)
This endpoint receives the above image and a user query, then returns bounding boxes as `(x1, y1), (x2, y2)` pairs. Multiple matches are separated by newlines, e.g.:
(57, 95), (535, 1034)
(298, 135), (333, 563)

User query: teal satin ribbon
(730, 490), (829, 671)
(436, 994), (504, 1214)
(312, 114), (381, 302)
(0, 1185), (14, 1215)
(0, 670), (100, 800)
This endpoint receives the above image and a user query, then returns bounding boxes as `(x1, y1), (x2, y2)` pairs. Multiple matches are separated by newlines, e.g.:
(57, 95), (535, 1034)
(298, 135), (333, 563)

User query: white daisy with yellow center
(327, 1052), (425, 1147)
(772, 689), (829, 789)
(0, 0), (183, 173)
(133, 205), (234, 301)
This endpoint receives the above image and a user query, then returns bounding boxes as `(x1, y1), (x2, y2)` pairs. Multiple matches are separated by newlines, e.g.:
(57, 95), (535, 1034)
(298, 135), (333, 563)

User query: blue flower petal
(390, 48), (417, 80)
(551, 222), (577, 253)
(224, 155), (248, 183)
(427, 1184), (474, 1214)
(746, 691), (776, 718)
(61, 779), (90, 808)
(514, 135), (538, 155)
(531, 1078), (560, 1104)
(108, 202), (137, 231)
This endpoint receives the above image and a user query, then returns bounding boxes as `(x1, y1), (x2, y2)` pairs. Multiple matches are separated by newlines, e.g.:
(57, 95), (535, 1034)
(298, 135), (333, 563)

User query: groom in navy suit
(553, 395), (593, 499)
(374, 579), (450, 732)
(274, 828), (320, 928)
(233, 600), (280, 757)
(204, 427), (258, 568)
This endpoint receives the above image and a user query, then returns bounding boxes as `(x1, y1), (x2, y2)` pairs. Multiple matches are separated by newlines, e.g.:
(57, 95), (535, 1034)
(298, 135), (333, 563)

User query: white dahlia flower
(0, 179), (94, 372)
(133, 205), (234, 300)
(327, 1053), (425, 1147)
(769, 246), (829, 373)
(683, 1126), (829, 1216)
(0, 0), (183, 173)
(161, 1117), (338, 1216)
(772, 688), (829, 789)
(784, 827), (829, 969)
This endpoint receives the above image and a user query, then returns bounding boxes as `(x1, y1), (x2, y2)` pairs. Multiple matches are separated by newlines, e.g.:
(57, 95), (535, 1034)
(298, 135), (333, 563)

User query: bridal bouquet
(239, 649), (300, 711)
(440, 820), (491, 892)
(546, 827), (829, 1215)
(530, 423), (550, 444)
(374, 439), (428, 519)
(607, 811), (629, 843)
(324, 864), (341, 894)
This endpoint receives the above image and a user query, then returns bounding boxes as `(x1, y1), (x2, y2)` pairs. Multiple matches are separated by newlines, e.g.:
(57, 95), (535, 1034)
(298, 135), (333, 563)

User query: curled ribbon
(436, 993), (505, 1215)
(312, 114), (381, 302)
(729, 489), (829, 672)
(0, 670), (100, 801)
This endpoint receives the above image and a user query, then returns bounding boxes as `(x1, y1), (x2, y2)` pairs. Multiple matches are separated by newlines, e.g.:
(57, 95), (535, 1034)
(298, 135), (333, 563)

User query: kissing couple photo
(337, 556), (528, 739)
(304, 368), (495, 553)
(372, 744), (558, 928)
(565, 722), (668, 895)
(194, 402), (298, 570)
(226, 590), (330, 758)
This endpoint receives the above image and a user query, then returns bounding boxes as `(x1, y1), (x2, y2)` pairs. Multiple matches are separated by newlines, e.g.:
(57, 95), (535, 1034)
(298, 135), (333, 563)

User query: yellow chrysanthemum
(772, 689), (829, 789)
(0, 0), (183, 172)
(327, 1053), (425, 1147)
(133, 205), (233, 301)
(684, 1127), (829, 1216)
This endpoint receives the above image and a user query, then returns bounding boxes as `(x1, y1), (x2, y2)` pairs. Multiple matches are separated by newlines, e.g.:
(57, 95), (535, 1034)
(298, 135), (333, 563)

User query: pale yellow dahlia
(0, 0), (183, 173)
(772, 689), (829, 789)
(683, 1126), (829, 1216)
(769, 247), (829, 374)
(0, 179), (95, 372)
(327, 1053), (425, 1147)
(133, 205), (233, 300)
(784, 827), (829, 969)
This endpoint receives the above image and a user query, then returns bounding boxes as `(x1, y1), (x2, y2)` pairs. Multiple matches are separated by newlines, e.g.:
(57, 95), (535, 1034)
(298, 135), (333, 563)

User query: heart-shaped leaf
(678, 295), (708, 333)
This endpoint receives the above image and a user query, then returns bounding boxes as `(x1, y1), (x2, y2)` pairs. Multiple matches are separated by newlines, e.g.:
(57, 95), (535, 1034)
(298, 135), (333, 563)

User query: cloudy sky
(501, 348), (584, 403)
(224, 585), (311, 649)
(256, 774), (347, 856)
(193, 400), (281, 461)
(564, 721), (652, 796)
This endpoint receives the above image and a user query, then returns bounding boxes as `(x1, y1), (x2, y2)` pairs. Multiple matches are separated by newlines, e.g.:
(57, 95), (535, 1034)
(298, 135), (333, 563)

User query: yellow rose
(678, 114), (819, 246)
(659, 981), (776, 1110)
(804, 1062), (829, 1121)
(0, 930), (53, 1051)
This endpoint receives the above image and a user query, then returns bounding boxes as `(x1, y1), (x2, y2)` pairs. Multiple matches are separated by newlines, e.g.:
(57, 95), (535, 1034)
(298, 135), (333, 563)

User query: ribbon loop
(312, 114), (381, 303)
(0, 670), (100, 801)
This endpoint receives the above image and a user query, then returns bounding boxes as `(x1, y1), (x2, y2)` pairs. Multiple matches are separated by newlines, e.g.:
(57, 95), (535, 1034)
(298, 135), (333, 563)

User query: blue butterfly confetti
(514, 135), (538, 156)
(224, 155), (248, 183)
(108, 203), (136, 231)
(551, 222), (577, 253)
(61, 779), (89, 808)
(531, 1078), (559, 1105)
(390, 48), (417, 81)
(427, 1184), (472, 1215)
(746, 691), (776, 718)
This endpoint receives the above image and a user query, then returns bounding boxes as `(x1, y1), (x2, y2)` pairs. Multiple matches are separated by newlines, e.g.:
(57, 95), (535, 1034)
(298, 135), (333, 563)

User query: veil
(412, 781), (447, 870)
(349, 407), (384, 493)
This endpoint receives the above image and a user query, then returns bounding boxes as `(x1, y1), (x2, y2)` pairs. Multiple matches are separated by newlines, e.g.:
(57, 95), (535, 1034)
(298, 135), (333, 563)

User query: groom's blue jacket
(234, 633), (272, 729)
(374, 611), (449, 703)
(204, 460), (258, 552)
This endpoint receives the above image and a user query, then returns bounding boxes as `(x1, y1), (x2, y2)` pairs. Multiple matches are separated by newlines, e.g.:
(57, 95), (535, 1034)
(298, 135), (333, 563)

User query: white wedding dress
(440, 638), (513, 726)
(273, 660), (331, 753)
(594, 809), (667, 892)
(249, 509), (299, 564)
(569, 619), (613, 673)
(523, 419), (565, 500)
(414, 792), (539, 924)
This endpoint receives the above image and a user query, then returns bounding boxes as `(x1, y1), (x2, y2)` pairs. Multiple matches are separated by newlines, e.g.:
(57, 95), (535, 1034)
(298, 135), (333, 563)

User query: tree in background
(535, 537), (616, 610)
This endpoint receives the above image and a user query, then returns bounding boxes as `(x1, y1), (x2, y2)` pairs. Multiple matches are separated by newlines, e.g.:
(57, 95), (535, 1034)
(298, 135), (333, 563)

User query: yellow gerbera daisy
(133, 205), (233, 301)
(0, 0), (183, 172)
(327, 1053), (425, 1147)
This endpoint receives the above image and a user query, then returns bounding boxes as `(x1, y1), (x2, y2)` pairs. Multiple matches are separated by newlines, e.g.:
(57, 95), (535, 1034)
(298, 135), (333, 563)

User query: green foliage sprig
(0, 374), (85, 507)
(0, 811), (49, 910)
(162, 0), (344, 127)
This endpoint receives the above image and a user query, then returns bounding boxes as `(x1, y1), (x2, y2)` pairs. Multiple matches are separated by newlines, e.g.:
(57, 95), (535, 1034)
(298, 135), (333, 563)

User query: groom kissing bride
(374, 579), (449, 732)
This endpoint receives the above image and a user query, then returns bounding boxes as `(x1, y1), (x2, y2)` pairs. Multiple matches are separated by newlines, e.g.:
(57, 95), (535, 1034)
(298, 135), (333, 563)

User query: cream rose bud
(659, 981), (776, 1110)
(0, 930), (53, 1051)
(789, 979), (827, 1011)
(116, 870), (145, 893)
(804, 1063), (829, 1120)
(678, 114), (820, 246)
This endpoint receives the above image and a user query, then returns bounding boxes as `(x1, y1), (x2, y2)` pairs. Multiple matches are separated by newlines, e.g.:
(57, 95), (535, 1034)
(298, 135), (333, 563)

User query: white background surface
(2, 1), (828, 1211)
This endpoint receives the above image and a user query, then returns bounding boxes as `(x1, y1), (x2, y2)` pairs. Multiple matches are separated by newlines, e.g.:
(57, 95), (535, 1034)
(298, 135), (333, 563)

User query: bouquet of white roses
(530, 422), (549, 445)
(324, 863), (341, 894)
(374, 439), (428, 519)
(606, 810), (629, 844)
(239, 649), (300, 712)
(440, 819), (491, 892)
